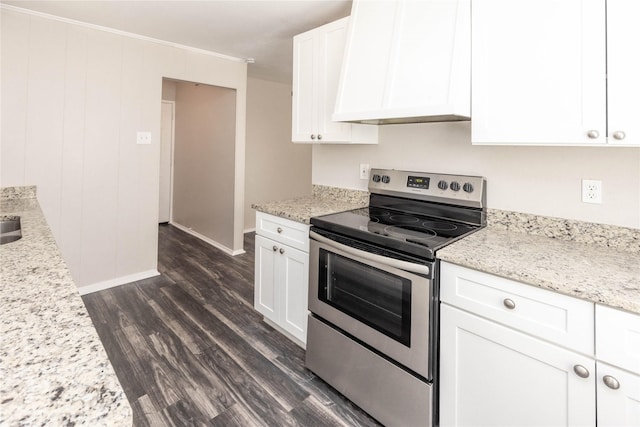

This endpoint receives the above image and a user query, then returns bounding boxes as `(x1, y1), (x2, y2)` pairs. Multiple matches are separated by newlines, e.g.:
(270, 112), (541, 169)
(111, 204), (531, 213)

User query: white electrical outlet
(136, 131), (152, 145)
(359, 163), (370, 180)
(582, 179), (602, 204)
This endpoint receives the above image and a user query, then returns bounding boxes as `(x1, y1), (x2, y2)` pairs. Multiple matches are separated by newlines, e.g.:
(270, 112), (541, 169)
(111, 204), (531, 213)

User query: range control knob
(463, 183), (474, 193)
(372, 174), (381, 183)
(450, 181), (461, 191)
(381, 175), (391, 184)
(437, 180), (448, 190)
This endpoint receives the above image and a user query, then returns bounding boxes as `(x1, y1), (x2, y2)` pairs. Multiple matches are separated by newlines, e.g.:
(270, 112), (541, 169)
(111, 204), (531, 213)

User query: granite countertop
(0, 187), (132, 426)
(251, 185), (369, 224)
(438, 225), (640, 315)
(254, 188), (640, 315)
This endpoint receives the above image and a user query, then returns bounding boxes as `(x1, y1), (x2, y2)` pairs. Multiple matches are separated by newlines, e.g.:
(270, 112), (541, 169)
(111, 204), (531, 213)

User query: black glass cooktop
(311, 206), (481, 260)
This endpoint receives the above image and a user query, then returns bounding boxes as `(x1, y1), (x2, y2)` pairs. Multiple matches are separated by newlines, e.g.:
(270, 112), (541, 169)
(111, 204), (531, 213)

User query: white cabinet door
(254, 233), (309, 345)
(472, 0), (606, 145)
(597, 362), (640, 427)
(334, 0), (470, 123)
(596, 305), (640, 426)
(596, 304), (640, 373)
(606, 0), (640, 146)
(315, 19), (354, 142)
(280, 244), (309, 343)
(292, 17), (377, 144)
(291, 29), (317, 142)
(254, 235), (278, 322)
(440, 304), (596, 427)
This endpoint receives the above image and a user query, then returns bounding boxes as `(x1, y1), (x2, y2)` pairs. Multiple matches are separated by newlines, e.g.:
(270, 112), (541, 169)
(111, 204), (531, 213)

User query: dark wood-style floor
(82, 224), (381, 426)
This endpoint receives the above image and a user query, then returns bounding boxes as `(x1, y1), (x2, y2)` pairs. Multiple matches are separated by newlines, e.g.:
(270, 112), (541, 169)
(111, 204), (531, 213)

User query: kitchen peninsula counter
(438, 210), (640, 315)
(0, 187), (132, 426)
(251, 185), (369, 224)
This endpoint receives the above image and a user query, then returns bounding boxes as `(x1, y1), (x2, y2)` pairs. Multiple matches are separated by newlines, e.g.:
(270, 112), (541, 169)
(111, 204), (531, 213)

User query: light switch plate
(137, 131), (151, 145)
(359, 163), (370, 180)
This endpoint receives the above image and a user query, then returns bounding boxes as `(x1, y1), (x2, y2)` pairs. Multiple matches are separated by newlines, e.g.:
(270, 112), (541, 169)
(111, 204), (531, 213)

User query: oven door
(309, 230), (434, 380)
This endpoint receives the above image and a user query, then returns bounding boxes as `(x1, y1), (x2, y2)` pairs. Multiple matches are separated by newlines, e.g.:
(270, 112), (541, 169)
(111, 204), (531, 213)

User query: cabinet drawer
(596, 305), (640, 373)
(256, 212), (310, 252)
(440, 262), (594, 354)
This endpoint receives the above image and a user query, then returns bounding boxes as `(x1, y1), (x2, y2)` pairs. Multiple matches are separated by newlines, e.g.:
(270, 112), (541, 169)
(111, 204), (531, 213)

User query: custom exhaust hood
(332, 0), (471, 125)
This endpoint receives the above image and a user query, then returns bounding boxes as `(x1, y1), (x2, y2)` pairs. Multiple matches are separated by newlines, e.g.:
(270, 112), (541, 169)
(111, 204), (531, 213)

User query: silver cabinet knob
(317, 134), (322, 140)
(573, 365), (590, 379)
(279, 248), (285, 254)
(272, 246), (278, 251)
(587, 130), (600, 139)
(603, 375), (620, 390)
(277, 227), (283, 233)
(503, 298), (516, 310)
(612, 131), (626, 140)
(310, 134), (316, 140)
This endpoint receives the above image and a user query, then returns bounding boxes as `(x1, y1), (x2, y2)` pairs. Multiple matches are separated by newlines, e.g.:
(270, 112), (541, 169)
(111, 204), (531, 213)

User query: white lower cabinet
(440, 304), (596, 427)
(440, 261), (640, 427)
(596, 362), (640, 427)
(596, 305), (640, 426)
(254, 213), (309, 347)
(439, 261), (599, 427)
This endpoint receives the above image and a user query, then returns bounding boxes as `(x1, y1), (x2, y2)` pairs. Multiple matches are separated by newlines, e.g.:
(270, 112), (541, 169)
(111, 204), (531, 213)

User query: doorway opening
(160, 78), (239, 254)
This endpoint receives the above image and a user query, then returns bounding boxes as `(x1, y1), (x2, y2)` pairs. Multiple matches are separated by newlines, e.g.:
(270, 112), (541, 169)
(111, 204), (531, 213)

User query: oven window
(318, 249), (411, 346)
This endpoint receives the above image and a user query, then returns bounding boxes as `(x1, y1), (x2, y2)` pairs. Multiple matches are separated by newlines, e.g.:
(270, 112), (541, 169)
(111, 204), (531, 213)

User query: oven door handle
(309, 230), (430, 276)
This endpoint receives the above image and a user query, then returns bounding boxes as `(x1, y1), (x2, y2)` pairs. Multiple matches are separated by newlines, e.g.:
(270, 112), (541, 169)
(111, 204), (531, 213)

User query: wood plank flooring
(82, 224), (382, 426)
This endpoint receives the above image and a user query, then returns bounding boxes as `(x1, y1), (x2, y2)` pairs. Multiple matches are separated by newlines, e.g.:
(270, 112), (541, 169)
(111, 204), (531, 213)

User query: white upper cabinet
(292, 17), (378, 144)
(606, 0), (640, 146)
(472, 0), (639, 146)
(332, 0), (471, 124)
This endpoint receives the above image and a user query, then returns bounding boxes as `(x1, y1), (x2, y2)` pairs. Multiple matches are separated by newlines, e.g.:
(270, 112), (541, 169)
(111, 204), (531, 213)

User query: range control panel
(370, 169), (486, 208)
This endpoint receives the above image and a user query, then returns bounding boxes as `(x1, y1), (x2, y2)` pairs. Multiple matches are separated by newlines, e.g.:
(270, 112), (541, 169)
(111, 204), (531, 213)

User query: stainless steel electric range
(305, 168), (486, 427)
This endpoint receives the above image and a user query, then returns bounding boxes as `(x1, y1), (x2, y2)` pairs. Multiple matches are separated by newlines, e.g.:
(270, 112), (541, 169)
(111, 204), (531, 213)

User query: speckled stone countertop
(254, 189), (640, 315)
(251, 185), (369, 224)
(0, 187), (132, 426)
(438, 210), (640, 315)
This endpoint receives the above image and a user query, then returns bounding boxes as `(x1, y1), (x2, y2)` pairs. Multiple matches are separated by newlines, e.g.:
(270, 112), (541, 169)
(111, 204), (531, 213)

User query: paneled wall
(1, 7), (247, 292)
(312, 122), (640, 229)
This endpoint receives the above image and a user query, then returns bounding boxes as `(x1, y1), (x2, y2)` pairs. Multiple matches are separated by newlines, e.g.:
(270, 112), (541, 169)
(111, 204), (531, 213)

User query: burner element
(383, 225), (437, 241)
(388, 214), (420, 224)
(421, 220), (458, 231)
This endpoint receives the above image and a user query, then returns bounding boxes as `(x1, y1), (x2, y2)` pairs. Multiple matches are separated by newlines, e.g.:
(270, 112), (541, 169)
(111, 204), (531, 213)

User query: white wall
(172, 81), (237, 250)
(244, 77), (312, 231)
(1, 7), (247, 291)
(312, 122), (640, 229)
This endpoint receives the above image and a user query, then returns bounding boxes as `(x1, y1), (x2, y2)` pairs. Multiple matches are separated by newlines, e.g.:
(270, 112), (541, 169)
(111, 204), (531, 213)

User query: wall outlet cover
(582, 179), (602, 204)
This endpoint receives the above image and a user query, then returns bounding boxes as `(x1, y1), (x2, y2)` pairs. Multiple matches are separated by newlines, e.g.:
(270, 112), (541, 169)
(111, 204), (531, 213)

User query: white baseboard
(77, 269), (160, 295)
(170, 222), (245, 256)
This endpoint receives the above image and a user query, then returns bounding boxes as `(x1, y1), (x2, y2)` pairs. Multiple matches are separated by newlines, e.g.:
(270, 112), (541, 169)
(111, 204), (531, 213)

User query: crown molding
(0, 4), (246, 63)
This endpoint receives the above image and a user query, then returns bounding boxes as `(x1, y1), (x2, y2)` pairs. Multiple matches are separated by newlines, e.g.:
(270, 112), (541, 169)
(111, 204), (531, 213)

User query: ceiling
(1, 0), (352, 84)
